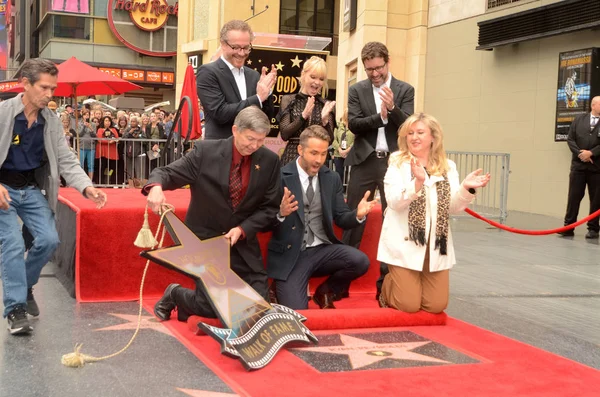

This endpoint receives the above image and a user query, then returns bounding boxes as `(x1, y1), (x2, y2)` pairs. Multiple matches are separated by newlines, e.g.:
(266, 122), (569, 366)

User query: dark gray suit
(196, 58), (274, 140)
(564, 112), (600, 232)
(267, 162), (369, 309)
(343, 75), (414, 292)
(145, 137), (281, 318)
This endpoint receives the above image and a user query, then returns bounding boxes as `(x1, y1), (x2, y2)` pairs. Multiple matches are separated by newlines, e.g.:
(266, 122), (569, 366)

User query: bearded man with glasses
(197, 20), (277, 140)
(342, 41), (415, 300)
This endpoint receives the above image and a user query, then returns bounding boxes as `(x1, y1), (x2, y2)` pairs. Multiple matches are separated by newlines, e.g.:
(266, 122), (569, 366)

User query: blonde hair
(300, 56), (327, 97)
(394, 112), (449, 176)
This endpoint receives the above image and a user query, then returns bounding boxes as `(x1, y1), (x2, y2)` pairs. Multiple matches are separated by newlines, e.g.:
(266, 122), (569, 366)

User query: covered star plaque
(141, 212), (317, 370)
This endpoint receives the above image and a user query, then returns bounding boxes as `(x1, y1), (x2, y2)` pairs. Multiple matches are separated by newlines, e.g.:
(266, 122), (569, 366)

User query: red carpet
(57, 187), (384, 302)
(151, 312), (600, 397)
(181, 298), (447, 334)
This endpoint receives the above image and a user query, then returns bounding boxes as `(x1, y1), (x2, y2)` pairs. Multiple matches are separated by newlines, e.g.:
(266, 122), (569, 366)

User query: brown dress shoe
(268, 281), (279, 304)
(312, 291), (337, 309)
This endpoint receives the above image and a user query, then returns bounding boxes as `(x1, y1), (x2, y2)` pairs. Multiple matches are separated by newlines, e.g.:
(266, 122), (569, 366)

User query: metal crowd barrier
(446, 151), (510, 223)
(336, 151), (510, 224)
(73, 137), (189, 188)
(76, 140), (509, 223)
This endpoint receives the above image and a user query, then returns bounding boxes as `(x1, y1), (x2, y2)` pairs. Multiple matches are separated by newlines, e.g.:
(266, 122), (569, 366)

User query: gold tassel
(134, 205), (158, 248)
(61, 344), (98, 368)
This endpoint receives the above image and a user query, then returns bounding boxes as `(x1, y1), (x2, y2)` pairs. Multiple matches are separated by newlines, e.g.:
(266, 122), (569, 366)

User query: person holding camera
(123, 116), (148, 184)
(78, 109), (96, 180)
(95, 115), (119, 185)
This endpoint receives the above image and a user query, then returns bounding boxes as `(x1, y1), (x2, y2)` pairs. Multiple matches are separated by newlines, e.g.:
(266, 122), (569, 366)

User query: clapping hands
(256, 65), (277, 102)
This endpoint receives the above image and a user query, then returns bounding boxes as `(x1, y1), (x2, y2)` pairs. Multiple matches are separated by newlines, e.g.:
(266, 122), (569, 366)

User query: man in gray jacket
(0, 58), (107, 335)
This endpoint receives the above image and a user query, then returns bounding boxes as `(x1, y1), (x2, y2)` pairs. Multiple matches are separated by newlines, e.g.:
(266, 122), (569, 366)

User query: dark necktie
(306, 176), (315, 204)
(305, 176), (315, 247)
(230, 161), (243, 209)
(592, 116), (598, 130)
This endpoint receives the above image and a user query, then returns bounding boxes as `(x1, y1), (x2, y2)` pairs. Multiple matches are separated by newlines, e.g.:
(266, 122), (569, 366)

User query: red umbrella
(55, 57), (143, 153)
(177, 63), (202, 140)
(2, 57), (143, 96)
(54, 57), (143, 97)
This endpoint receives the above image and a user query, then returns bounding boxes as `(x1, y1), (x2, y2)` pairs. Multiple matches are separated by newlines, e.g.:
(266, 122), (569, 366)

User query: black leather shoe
(585, 230), (599, 239)
(154, 283), (180, 321)
(312, 291), (336, 309)
(558, 230), (575, 237)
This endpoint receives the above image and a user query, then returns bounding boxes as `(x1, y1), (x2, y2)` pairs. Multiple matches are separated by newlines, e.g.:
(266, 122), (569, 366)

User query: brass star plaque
(141, 211), (317, 370)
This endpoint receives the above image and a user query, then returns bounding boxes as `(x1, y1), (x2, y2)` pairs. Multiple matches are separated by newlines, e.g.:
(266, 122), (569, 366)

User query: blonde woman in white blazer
(377, 113), (490, 313)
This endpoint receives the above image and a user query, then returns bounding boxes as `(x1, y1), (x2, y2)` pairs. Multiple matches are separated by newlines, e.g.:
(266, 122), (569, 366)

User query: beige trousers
(380, 248), (449, 314)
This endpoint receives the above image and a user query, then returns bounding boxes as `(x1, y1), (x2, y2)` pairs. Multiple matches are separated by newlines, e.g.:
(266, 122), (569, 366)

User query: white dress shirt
(372, 73), (393, 152)
(221, 56), (247, 100)
(591, 114), (599, 129)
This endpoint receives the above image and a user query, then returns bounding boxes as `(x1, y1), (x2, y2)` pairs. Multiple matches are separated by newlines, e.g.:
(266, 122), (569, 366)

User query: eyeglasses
(365, 63), (387, 74)
(224, 40), (252, 54)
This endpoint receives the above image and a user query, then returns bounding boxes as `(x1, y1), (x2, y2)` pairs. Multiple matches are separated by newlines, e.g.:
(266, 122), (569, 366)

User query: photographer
(95, 116), (119, 185)
(123, 116), (148, 185)
(78, 109), (96, 180)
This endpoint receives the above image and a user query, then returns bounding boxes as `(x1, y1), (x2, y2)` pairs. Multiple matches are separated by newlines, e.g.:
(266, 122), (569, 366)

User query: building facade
(5, 0), (178, 107)
(426, 0), (600, 217)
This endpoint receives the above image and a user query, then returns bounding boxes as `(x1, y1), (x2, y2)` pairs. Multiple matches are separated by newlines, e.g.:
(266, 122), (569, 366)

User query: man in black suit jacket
(145, 106), (281, 321)
(267, 126), (376, 310)
(197, 20), (276, 140)
(560, 96), (600, 239)
(342, 42), (414, 296)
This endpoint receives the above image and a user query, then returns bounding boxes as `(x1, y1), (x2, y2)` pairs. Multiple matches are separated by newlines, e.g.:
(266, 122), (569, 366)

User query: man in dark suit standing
(197, 20), (277, 140)
(343, 42), (414, 297)
(268, 125), (377, 310)
(559, 96), (600, 239)
(145, 106), (281, 321)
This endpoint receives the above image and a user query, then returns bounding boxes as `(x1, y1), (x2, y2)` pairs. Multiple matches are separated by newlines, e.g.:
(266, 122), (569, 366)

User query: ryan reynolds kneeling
(267, 126), (377, 310)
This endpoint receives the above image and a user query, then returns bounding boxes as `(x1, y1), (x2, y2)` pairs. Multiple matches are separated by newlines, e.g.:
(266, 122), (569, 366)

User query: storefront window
(94, 0), (109, 17)
(279, 0), (335, 53)
(280, 0), (334, 36)
(53, 15), (91, 40)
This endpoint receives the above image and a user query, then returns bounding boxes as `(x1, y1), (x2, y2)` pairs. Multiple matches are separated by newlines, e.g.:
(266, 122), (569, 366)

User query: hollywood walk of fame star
(141, 212), (271, 332)
(94, 313), (174, 337)
(275, 61), (284, 71)
(177, 388), (239, 397)
(292, 334), (450, 370)
(290, 55), (303, 68)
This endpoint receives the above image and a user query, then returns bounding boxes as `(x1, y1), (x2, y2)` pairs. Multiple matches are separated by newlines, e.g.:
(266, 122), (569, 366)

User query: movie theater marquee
(107, 0), (178, 57)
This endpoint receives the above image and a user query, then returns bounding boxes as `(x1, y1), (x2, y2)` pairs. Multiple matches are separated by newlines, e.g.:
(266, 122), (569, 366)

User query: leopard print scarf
(408, 174), (451, 255)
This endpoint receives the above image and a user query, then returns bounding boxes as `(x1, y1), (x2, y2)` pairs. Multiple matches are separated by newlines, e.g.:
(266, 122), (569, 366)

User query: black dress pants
(564, 169), (600, 232)
(275, 244), (370, 310)
(342, 153), (389, 290)
(172, 250), (268, 321)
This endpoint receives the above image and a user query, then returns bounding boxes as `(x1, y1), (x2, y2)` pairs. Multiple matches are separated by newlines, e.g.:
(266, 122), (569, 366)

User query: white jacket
(377, 154), (475, 272)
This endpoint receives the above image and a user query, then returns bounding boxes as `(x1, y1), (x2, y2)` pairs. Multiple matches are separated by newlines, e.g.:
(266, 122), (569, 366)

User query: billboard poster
(245, 47), (333, 155)
(51, 0), (90, 14)
(555, 48), (599, 141)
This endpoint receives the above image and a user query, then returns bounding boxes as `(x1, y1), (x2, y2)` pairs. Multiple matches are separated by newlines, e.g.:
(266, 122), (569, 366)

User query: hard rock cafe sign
(107, 0), (178, 57)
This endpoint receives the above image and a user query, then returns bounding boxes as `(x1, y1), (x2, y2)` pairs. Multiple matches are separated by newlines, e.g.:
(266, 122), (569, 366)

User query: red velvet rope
(464, 208), (600, 235)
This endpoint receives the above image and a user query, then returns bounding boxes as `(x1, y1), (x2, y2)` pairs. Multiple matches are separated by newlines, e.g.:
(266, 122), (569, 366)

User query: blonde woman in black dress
(278, 56), (336, 165)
